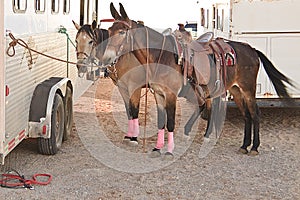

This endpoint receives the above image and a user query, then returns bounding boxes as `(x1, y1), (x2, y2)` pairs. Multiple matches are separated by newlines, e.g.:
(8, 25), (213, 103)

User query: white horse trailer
(198, 0), (300, 103)
(0, 0), (99, 164)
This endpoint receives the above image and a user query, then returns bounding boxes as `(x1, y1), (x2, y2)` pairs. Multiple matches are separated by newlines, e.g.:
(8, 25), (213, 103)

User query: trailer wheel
(38, 93), (64, 155)
(63, 87), (73, 141)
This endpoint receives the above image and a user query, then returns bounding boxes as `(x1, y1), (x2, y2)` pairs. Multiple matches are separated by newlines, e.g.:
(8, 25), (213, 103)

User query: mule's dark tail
(256, 50), (294, 98)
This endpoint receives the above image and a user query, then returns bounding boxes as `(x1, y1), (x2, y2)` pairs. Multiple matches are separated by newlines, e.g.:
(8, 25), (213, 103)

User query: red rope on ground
(0, 170), (52, 189)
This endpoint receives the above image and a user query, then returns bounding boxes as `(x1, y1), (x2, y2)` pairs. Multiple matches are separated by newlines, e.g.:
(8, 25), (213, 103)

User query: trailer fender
(28, 77), (73, 139)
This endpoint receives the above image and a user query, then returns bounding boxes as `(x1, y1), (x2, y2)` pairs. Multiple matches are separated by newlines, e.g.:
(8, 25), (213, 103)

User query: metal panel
(199, 0), (300, 98)
(269, 36), (300, 97)
(4, 31), (72, 154)
(232, 0), (300, 33)
(0, 1), (5, 155)
(1, 0), (88, 164)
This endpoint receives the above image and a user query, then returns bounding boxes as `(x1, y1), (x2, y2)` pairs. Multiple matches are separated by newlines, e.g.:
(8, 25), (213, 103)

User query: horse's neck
(95, 29), (109, 61)
(95, 28), (109, 45)
(133, 27), (175, 64)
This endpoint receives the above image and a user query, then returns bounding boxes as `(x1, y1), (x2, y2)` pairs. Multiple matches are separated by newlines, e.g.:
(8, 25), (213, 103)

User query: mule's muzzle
(102, 57), (114, 66)
(102, 49), (118, 66)
(76, 59), (88, 74)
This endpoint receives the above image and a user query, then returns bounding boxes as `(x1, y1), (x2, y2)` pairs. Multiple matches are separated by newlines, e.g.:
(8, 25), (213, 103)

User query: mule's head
(102, 3), (134, 66)
(73, 20), (99, 74)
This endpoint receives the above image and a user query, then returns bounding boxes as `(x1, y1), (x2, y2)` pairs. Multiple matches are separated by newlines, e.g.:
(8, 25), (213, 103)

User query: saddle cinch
(184, 32), (236, 90)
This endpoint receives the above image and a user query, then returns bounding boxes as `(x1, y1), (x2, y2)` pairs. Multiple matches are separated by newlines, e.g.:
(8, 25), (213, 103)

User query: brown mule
(102, 3), (195, 158)
(73, 20), (145, 145)
(177, 31), (294, 155)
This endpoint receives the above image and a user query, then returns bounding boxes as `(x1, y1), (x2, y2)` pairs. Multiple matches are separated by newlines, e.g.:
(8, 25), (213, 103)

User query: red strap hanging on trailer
(100, 19), (115, 23)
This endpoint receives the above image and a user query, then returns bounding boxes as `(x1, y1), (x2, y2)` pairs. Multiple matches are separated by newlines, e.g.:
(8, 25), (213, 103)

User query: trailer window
(212, 6), (216, 29)
(35, 0), (46, 14)
(200, 8), (205, 27)
(63, 0), (70, 14)
(205, 9), (209, 28)
(217, 9), (224, 31)
(13, 0), (27, 13)
(51, 0), (59, 14)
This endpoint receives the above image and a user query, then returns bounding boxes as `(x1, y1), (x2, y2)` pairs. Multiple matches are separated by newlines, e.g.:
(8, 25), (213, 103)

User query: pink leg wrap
(167, 132), (174, 153)
(155, 129), (165, 149)
(132, 118), (140, 137)
(126, 119), (134, 137)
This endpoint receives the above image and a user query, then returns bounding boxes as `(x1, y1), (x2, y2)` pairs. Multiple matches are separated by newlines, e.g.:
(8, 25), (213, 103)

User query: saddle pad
(193, 52), (210, 85)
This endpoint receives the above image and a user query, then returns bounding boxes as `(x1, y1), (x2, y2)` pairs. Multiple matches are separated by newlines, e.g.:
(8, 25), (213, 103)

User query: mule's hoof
(122, 136), (132, 144)
(149, 148), (161, 158)
(123, 136), (138, 146)
(248, 150), (259, 156)
(163, 152), (174, 161)
(129, 137), (138, 146)
(238, 148), (248, 154)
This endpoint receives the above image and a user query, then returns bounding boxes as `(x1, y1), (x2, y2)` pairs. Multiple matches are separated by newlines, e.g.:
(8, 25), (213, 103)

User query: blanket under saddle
(186, 35), (236, 86)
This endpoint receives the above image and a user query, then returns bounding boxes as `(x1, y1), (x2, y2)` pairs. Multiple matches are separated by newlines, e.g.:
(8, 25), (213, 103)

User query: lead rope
(143, 27), (150, 153)
(6, 32), (101, 70)
(0, 169), (52, 190)
(6, 33), (78, 66)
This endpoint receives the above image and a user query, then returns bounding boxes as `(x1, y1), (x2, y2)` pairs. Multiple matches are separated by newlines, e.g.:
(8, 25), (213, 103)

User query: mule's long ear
(119, 3), (129, 20)
(92, 20), (97, 30)
(72, 20), (81, 30)
(110, 2), (121, 20)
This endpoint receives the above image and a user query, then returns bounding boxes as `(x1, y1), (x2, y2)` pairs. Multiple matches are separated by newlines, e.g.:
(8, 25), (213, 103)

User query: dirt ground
(1, 78), (299, 200)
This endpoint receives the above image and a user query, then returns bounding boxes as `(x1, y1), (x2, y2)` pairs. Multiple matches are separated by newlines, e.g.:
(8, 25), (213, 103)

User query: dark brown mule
(73, 20), (146, 145)
(180, 34), (294, 155)
(102, 3), (194, 158)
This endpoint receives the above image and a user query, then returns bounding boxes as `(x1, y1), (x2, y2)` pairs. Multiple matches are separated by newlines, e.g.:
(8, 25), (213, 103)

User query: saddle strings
(142, 27), (150, 153)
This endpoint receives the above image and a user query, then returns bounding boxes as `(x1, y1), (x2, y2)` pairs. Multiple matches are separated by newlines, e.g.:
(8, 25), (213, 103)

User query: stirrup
(210, 80), (221, 97)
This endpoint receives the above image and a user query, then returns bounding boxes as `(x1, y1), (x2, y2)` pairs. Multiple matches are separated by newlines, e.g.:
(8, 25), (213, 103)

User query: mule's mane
(77, 24), (95, 40)
(77, 24), (109, 45)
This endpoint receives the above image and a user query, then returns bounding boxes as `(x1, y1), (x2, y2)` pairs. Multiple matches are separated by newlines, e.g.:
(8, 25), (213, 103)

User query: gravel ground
(0, 78), (299, 200)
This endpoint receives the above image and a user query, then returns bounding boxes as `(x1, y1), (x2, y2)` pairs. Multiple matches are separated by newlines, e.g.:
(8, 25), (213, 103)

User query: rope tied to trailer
(6, 33), (34, 66)
(6, 32), (105, 78)
(0, 169), (52, 190)
(6, 32), (78, 66)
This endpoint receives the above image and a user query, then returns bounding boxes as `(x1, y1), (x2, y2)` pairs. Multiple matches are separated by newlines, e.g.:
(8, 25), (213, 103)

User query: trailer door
(0, 1), (5, 155)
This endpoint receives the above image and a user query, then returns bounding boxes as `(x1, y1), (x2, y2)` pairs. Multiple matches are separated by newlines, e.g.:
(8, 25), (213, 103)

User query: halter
(105, 25), (134, 67)
(107, 22), (167, 66)
(114, 20), (132, 29)
(75, 28), (100, 66)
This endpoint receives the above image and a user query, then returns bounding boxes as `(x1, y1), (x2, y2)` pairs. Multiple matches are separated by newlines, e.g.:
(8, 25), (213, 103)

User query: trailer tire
(63, 87), (73, 141)
(38, 93), (64, 155)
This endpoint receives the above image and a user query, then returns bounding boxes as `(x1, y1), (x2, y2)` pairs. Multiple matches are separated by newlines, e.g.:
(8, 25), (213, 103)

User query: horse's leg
(165, 93), (177, 158)
(203, 99), (213, 138)
(127, 88), (142, 144)
(237, 82), (260, 155)
(184, 105), (204, 136)
(250, 104), (260, 155)
(150, 93), (166, 157)
(228, 86), (251, 154)
(245, 99), (260, 155)
(117, 86), (140, 145)
(242, 105), (253, 152)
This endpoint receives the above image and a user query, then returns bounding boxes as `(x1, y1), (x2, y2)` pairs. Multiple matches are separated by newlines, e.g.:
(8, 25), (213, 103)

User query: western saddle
(178, 32), (236, 105)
